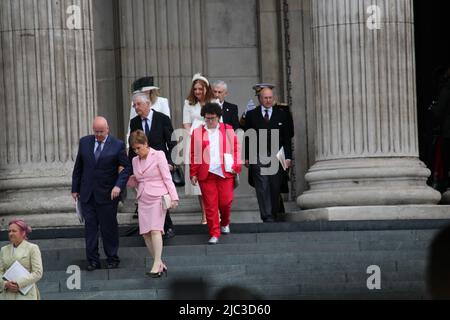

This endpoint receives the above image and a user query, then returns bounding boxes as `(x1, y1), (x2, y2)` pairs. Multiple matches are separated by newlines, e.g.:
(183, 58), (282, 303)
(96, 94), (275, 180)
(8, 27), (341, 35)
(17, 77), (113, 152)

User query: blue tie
(144, 118), (150, 136)
(94, 142), (102, 162)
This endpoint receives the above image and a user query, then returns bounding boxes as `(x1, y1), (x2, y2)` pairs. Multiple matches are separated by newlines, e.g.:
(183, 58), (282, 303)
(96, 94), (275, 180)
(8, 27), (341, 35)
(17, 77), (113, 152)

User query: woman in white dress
(183, 73), (215, 224)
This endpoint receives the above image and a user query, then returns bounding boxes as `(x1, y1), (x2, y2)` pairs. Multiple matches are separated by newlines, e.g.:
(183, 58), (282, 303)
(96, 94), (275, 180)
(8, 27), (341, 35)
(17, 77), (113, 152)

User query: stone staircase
(2, 220), (447, 300)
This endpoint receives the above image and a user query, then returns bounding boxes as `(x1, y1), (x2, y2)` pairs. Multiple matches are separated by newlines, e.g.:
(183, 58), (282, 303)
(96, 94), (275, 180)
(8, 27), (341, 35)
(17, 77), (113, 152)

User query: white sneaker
(208, 236), (219, 245)
(221, 225), (230, 234)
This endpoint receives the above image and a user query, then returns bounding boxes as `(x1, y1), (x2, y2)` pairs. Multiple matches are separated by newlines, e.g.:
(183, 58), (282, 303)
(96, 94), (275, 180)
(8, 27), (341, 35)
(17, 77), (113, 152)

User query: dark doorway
(415, 0), (450, 189)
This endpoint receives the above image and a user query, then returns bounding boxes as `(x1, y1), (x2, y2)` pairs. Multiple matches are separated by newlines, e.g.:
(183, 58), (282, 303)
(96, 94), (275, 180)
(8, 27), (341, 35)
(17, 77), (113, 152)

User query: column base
(286, 205), (450, 222)
(298, 158), (441, 209)
(0, 164), (74, 217)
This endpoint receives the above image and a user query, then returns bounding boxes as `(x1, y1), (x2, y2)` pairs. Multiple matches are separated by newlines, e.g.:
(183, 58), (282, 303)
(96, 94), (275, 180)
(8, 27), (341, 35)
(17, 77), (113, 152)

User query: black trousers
(251, 163), (283, 221)
(81, 195), (120, 265)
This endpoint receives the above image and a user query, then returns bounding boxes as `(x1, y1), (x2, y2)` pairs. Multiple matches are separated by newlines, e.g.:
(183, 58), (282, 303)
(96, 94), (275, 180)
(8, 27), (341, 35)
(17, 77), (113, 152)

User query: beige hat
(192, 73), (209, 87)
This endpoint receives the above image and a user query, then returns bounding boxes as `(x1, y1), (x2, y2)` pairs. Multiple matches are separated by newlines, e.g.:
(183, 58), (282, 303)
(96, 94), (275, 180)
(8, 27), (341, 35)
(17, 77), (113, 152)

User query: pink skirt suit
(127, 148), (179, 235)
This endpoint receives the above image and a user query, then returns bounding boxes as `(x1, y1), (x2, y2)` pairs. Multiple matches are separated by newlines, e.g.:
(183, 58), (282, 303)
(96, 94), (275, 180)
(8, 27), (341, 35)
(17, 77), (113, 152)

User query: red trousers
(199, 173), (234, 238)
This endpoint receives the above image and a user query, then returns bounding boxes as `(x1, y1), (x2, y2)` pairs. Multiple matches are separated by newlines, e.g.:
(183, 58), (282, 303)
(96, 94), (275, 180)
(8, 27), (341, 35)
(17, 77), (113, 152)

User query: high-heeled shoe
(146, 263), (168, 278)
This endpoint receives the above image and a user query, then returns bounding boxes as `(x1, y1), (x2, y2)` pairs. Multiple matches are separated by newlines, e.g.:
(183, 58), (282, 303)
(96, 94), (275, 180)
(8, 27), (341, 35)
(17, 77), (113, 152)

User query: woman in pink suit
(128, 130), (179, 277)
(190, 103), (242, 245)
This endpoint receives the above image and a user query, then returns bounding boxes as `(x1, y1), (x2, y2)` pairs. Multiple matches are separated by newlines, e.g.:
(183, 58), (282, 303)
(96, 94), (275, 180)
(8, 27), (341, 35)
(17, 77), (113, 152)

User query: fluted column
(0, 0), (96, 226)
(118, 0), (207, 132)
(298, 0), (440, 209)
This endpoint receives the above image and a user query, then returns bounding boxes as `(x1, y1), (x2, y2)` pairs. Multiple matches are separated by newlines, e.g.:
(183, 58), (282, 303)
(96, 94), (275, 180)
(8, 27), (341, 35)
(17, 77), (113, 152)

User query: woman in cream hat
(182, 73), (217, 224)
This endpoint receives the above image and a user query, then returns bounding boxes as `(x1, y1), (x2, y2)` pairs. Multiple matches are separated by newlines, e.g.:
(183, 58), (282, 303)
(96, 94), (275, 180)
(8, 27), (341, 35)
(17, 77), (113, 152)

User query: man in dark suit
(212, 80), (240, 130)
(129, 92), (177, 238)
(244, 87), (292, 222)
(72, 117), (132, 271)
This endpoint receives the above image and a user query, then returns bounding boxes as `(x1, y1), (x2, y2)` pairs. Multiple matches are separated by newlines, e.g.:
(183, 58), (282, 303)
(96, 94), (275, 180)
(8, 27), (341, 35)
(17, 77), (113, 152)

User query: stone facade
(0, 0), (96, 227)
(0, 0), (445, 228)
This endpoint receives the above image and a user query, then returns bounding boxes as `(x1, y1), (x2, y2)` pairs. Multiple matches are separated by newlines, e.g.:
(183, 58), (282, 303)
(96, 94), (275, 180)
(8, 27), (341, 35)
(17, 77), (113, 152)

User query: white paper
(224, 153), (234, 173)
(2, 260), (33, 295)
(276, 147), (287, 171)
(76, 200), (84, 223)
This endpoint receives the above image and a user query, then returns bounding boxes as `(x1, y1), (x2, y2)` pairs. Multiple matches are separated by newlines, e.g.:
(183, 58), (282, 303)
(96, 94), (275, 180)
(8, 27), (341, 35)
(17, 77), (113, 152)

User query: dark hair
(427, 224), (450, 299)
(129, 130), (148, 147)
(201, 103), (222, 118)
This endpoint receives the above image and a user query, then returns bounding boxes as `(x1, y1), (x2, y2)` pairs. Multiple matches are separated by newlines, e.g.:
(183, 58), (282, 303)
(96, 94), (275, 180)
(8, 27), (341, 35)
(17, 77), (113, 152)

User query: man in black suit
(244, 88), (292, 222)
(72, 117), (132, 271)
(129, 92), (177, 238)
(212, 80), (240, 130)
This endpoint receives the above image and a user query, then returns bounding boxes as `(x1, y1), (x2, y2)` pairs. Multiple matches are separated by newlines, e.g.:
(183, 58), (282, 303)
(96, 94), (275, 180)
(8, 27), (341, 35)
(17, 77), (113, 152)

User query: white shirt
(94, 136), (108, 153)
(205, 123), (224, 178)
(141, 110), (154, 134)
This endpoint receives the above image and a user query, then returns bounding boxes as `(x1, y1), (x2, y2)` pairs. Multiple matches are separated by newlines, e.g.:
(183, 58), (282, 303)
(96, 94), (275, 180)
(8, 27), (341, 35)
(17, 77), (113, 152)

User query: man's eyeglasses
(205, 116), (217, 121)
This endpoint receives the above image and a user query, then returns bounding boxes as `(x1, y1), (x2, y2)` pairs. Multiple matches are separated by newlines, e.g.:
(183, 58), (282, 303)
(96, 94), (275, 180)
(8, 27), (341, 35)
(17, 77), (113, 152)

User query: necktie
(144, 118), (150, 136)
(264, 110), (270, 123)
(94, 141), (102, 162)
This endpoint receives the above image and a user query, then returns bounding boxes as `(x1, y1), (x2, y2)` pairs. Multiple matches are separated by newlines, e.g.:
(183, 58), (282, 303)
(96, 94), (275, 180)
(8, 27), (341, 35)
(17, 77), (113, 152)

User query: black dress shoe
(87, 264), (101, 272)
(106, 262), (120, 269)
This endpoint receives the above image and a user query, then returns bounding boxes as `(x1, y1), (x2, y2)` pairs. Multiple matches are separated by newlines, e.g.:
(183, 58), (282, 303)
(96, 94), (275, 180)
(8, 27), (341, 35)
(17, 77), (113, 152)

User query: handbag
(161, 194), (172, 210)
(171, 165), (185, 187)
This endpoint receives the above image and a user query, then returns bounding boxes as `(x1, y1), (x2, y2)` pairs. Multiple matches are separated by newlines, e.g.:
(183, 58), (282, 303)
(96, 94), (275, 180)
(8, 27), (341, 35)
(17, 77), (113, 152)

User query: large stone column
(118, 0), (207, 132)
(298, 0), (441, 209)
(0, 0), (96, 227)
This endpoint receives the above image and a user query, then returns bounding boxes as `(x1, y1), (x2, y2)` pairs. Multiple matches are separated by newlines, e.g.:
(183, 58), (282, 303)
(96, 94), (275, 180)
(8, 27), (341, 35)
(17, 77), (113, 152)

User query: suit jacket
(432, 80), (450, 138)
(222, 101), (240, 130)
(190, 123), (242, 182)
(129, 111), (176, 165)
(0, 240), (43, 300)
(244, 106), (292, 186)
(126, 97), (171, 148)
(244, 106), (292, 161)
(71, 135), (132, 204)
(127, 149), (179, 201)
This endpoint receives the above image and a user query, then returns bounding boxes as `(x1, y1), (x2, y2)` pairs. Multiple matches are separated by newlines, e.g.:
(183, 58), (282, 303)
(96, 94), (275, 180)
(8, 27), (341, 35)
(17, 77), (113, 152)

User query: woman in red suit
(128, 130), (179, 277)
(190, 103), (242, 244)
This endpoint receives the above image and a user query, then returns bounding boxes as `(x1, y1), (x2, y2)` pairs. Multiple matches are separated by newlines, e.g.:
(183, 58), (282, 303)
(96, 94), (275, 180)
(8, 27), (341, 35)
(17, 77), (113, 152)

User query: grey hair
(212, 80), (228, 92)
(132, 92), (150, 104)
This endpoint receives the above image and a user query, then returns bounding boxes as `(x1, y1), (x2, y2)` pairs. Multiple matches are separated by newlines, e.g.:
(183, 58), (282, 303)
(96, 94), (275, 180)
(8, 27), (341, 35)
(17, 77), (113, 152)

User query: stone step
(39, 266), (424, 293)
(38, 239), (429, 272)
(39, 278), (426, 300)
(38, 270), (426, 295)
(23, 228), (438, 251)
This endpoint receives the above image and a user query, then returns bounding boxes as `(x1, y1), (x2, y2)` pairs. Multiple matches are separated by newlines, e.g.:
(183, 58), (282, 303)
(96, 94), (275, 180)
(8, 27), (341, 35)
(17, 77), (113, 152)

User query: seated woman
(190, 103), (242, 244)
(128, 130), (179, 277)
(0, 219), (43, 300)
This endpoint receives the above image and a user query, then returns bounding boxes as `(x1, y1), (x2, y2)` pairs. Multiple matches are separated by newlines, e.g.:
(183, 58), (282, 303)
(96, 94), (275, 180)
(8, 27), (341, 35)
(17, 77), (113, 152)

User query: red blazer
(190, 123), (242, 182)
